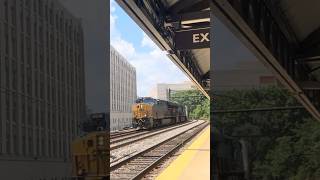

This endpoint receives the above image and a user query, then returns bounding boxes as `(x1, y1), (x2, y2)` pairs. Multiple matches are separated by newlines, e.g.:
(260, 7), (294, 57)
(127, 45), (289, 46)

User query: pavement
(156, 125), (210, 180)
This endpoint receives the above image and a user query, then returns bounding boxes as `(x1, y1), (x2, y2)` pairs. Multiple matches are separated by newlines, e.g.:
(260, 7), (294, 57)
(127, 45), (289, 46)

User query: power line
(212, 106), (305, 113)
(170, 95), (205, 98)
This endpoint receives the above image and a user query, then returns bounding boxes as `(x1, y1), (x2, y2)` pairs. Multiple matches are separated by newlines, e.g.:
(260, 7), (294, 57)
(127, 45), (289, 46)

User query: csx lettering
(192, 33), (209, 43)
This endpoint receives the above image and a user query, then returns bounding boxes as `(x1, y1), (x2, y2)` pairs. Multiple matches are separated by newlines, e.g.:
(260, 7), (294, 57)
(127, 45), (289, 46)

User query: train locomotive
(132, 97), (187, 129)
(71, 113), (109, 180)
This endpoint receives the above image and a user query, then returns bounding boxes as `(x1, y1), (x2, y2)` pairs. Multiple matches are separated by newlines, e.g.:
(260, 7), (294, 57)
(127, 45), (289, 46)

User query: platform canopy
(210, 0), (320, 120)
(116, 0), (211, 98)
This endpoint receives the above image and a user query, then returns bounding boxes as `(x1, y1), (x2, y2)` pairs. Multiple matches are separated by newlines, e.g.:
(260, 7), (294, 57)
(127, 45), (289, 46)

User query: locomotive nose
(138, 119), (145, 126)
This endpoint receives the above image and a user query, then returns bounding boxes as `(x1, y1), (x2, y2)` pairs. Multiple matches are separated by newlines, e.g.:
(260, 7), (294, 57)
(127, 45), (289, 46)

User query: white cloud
(111, 37), (136, 59)
(110, 2), (188, 97)
(110, 0), (119, 41)
(110, 14), (116, 33)
(141, 33), (157, 49)
(110, 0), (116, 13)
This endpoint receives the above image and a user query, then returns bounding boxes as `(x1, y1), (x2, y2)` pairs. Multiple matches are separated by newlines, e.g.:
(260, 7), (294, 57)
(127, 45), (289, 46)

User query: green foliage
(214, 86), (320, 180)
(170, 89), (209, 119)
(214, 86), (305, 137)
(258, 120), (320, 180)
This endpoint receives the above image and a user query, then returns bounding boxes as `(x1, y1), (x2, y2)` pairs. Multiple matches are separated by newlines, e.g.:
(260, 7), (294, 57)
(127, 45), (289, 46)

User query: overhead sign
(175, 28), (210, 50)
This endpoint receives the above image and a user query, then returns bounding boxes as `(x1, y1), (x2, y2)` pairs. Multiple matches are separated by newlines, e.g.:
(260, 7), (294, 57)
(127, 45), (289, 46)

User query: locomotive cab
(132, 97), (155, 129)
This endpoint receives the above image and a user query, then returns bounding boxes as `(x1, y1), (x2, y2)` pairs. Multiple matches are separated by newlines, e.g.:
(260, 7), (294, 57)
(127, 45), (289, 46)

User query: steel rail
(110, 121), (197, 150)
(110, 121), (206, 168)
(110, 129), (140, 139)
(110, 121), (209, 180)
(110, 121), (194, 144)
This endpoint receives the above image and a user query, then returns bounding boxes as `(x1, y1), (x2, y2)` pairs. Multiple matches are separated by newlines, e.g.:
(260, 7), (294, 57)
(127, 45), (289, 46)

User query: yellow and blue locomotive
(132, 97), (187, 129)
(71, 113), (109, 179)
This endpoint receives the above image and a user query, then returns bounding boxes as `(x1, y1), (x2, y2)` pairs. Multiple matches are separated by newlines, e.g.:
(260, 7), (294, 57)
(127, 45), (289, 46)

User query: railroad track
(110, 121), (196, 150)
(110, 121), (194, 140)
(110, 129), (140, 139)
(110, 121), (209, 180)
(111, 130), (150, 142)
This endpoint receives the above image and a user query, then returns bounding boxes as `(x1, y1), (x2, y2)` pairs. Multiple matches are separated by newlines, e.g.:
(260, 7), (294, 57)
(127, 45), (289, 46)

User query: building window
(11, 3), (17, 26)
(6, 92), (10, 122)
(12, 61), (17, 90)
(28, 134), (33, 156)
(38, 0), (42, 16)
(13, 133), (18, 155)
(41, 137), (45, 157)
(21, 99), (25, 125)
(26, 16), (31, 35)
(4, 1), (8, 22)
(12, 94), (17, 123)
(50, 7), (53, 25)
(22, 135), (26, 155)
(5, 26), (9, 55)
(6, 132), (10, 154)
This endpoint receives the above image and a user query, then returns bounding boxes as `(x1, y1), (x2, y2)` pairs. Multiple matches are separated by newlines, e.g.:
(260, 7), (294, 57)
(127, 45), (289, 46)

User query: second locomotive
(132, 97), (187, 129)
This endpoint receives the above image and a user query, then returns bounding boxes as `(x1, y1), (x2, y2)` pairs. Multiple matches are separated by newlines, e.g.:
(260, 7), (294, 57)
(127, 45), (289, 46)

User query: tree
(170, 90), (209, 119)
(214, 86), (320, 179)
(256, 120), (320, 180)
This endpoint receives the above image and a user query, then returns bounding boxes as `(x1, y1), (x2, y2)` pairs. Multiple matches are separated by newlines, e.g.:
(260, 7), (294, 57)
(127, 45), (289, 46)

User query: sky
(110, 0), (189, 97)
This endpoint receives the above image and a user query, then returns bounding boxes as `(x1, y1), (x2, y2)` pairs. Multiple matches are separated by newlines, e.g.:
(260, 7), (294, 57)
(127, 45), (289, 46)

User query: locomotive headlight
(97, 136), (104, 146)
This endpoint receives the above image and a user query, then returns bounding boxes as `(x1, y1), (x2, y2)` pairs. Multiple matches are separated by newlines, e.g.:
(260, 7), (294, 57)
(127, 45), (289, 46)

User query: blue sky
(110, 0), (189, 97)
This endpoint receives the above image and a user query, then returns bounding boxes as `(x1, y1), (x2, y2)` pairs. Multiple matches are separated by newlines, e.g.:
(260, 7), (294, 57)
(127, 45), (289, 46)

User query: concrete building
(110, 46), (137, 131)
(213, 70), (277, 91)
(213, 60), (278, 91)
(0, 0), (85, 179)
(156, 81), (197, 101)
(154, 60), (277, 100)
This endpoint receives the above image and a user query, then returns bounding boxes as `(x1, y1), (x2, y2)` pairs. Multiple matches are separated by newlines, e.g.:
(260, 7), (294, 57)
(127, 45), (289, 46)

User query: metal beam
(301, 27), (320, 50)
(299, 81), (320, 90)
(202, 71), (210, 80)
(213, 106), (305, 113)
(263, 0), (299, 45)
(210, 0), (320, 121)
(296, 55), (320, 63)
(169, 0), (208, 14)
(182, 1), (210, 13)
(180, 22), (211, 31)
(308, 66), (320, 74)
(167, 10), (210, 24)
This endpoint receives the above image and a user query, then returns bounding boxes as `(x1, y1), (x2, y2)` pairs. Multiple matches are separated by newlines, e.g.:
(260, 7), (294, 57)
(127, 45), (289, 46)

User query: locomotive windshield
(135, 98), (143, 103)
(135, 97), (156, 104)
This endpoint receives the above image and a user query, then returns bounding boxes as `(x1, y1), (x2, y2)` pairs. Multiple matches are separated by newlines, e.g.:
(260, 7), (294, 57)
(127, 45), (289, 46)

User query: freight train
(132, 97), (187, 129)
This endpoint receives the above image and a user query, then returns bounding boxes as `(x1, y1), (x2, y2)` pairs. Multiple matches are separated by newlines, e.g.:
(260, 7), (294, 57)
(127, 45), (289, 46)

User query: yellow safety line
(156, 126), (210, 180)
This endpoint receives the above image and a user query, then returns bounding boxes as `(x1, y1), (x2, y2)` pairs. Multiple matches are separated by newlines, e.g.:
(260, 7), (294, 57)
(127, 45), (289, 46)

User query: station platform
(156, 125), (210, 180)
